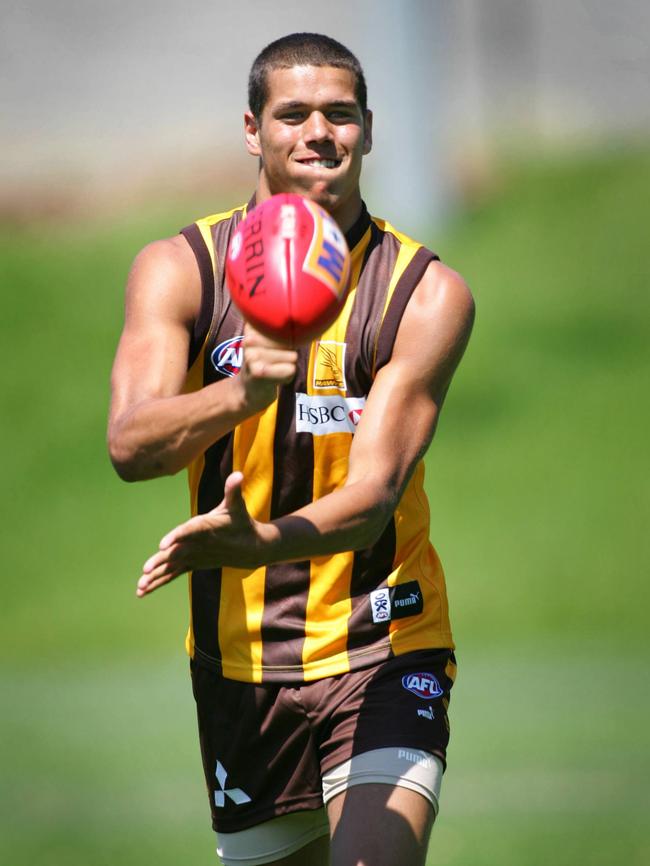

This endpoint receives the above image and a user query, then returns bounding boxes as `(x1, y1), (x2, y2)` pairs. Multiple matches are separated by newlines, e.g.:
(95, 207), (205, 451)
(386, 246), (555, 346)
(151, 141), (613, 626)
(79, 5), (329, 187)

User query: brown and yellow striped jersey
(180, 199), (454, 683)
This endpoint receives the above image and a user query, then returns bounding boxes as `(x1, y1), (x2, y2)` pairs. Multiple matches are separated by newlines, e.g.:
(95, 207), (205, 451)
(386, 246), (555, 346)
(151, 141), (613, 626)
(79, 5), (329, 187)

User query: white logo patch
(214, 760), (251, 808)
(370, 588), (391, 623)
(295, 394), (366, 435)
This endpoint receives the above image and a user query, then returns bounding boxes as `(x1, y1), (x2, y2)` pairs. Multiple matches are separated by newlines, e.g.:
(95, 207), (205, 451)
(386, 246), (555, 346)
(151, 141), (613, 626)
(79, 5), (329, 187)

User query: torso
(180, 200), (454, 683)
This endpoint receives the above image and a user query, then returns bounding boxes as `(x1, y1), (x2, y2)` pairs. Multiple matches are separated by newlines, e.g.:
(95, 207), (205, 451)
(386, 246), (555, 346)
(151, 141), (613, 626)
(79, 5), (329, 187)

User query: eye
(279, 111), (304, 123)
(327, 108), (356, 123)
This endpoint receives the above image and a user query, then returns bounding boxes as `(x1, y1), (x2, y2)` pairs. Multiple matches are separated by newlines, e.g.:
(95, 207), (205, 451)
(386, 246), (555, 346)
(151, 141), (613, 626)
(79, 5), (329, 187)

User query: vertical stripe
(184, 345), (208, 516)
(260, 349), (314, 676)
(219, 401), (279, 682)
(183, 345), (207, 659)
(345, 520), (396, 656)
(305, 228), (372, 397)
(344, 222), (396, 395)
(180, 224), (215, 367)
(190, 429), (231, 665)
(299, 230), (375, 677)
(388, 461), (453, 655)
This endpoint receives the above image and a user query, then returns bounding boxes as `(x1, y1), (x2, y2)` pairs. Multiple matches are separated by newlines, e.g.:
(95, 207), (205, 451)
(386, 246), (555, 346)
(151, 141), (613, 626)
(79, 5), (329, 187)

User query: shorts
(191, 648), (456, 834)
(216, 748), (444, 866)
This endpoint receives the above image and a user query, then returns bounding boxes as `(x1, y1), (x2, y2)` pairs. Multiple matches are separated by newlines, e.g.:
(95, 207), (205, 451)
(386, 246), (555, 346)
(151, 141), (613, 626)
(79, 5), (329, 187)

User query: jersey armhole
(373, 247), (439, 375)
(180, 223), (215, 368)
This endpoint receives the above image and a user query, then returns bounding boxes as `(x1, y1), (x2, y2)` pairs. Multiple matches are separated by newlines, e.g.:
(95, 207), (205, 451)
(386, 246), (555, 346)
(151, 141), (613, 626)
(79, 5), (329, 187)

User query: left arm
(137, 261), (475, 596)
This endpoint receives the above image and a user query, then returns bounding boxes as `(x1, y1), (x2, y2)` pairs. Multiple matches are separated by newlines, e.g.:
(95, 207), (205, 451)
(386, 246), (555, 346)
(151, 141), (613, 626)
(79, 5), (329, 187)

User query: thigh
(190, 661), (324, 834)
(328, 783), (434, 866)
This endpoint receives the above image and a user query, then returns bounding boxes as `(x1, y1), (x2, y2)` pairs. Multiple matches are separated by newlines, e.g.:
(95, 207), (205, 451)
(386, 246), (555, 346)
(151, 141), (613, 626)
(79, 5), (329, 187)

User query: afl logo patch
(402, 673), (444, 700)
(211, 336), (244, 377)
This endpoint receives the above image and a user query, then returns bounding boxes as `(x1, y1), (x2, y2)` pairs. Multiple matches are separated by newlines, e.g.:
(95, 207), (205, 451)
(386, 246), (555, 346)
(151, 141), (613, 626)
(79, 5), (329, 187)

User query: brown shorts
(191, 648), (456, 833)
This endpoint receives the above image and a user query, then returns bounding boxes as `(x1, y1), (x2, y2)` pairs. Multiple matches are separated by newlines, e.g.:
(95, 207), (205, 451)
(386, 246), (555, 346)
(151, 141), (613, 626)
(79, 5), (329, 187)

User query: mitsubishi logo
(214, 760), (251, 808)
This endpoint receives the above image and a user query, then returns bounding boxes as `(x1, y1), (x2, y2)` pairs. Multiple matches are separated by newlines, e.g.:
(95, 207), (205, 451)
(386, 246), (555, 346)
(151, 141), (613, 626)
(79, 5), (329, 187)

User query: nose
(303, 110), (332, 144)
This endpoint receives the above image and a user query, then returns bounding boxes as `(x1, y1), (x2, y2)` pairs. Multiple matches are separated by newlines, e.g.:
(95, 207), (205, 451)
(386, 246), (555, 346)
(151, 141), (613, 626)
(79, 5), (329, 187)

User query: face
(245, 65), (372, 231)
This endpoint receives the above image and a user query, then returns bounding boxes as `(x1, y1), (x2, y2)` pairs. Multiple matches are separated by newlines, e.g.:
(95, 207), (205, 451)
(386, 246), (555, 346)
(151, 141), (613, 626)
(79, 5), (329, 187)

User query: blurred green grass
(1, 145), (648, 864)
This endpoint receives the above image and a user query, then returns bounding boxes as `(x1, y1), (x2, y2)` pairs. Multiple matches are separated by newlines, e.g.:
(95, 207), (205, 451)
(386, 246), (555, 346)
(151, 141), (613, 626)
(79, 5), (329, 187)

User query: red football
(225, 193), (351, 345)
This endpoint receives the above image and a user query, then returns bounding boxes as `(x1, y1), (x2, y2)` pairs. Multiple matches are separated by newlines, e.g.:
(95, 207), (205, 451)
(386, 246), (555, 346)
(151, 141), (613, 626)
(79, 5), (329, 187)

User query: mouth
(296, 157), (342, 169)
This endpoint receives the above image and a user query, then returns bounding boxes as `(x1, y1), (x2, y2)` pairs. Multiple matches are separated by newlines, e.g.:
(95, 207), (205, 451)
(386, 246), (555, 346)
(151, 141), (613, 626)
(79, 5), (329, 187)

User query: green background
(1, 146), (648, 865)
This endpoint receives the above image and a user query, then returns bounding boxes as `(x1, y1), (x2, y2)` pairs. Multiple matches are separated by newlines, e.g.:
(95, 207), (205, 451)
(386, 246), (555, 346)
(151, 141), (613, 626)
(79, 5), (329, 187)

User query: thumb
(223, 471), (247, 515)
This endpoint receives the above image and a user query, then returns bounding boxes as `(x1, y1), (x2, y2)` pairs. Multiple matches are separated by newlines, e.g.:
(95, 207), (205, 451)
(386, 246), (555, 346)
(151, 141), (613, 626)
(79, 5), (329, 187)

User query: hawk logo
(313, 341), (347, 391)
(211, 336), (244, 377)
(214, 761), (251, 808)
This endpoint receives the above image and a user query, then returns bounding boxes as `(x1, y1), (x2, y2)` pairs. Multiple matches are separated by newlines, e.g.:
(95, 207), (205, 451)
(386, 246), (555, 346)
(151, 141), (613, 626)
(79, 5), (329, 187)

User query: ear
(244, 111), (261, 156)
(363, 109), (373, 155)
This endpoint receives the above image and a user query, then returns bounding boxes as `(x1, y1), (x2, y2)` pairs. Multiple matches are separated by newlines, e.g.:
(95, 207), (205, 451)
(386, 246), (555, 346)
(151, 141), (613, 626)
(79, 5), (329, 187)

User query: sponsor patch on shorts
(401, 672), (444, 700)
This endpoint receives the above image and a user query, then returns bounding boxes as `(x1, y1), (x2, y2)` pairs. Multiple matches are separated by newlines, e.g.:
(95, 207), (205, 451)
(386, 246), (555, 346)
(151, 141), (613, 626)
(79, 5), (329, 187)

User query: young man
(109, 33), (474, 866)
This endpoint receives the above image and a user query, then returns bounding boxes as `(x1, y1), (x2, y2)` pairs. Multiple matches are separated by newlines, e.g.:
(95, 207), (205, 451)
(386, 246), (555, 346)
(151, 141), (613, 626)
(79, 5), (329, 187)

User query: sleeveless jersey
(180, 199), (454, 684)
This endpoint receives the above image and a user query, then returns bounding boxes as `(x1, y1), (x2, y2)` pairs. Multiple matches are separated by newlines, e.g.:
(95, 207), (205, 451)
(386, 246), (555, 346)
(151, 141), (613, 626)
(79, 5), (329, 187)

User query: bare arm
(266, 261), (475, 556)
(137, 260), (474, 594)
(108, 235), (297, 481)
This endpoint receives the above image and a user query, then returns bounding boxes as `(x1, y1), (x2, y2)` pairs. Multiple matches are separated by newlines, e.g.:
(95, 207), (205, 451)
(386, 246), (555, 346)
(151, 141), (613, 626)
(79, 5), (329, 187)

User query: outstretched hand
(136, 472), (263, 597)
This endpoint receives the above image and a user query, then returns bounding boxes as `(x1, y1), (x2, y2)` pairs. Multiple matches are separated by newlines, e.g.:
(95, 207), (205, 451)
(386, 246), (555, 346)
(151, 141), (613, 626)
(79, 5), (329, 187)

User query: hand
(237, 324), (298, 413)
(136, 472), (263, 597)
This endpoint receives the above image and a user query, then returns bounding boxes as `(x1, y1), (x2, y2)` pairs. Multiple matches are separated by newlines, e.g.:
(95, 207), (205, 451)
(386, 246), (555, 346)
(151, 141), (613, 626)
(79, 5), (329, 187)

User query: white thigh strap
(216, 808), (329, 866)
(321, 747), (444, 814)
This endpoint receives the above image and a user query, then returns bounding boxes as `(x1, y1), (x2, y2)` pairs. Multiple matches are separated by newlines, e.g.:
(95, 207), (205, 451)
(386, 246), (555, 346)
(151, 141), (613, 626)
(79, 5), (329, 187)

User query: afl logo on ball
(211, 336), (244, 377)
(402, 673), (444, 700)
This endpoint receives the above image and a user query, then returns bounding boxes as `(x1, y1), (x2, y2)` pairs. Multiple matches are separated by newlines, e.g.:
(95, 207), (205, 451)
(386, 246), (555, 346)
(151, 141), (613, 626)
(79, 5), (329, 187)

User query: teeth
(303, 159), (339, 168)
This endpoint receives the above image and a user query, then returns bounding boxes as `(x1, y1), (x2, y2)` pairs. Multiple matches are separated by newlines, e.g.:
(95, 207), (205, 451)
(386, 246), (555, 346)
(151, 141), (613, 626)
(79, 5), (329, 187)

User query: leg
(265, 834), (330, 865)
(216, 808), (330, 866)
(328, 783), (435, 866)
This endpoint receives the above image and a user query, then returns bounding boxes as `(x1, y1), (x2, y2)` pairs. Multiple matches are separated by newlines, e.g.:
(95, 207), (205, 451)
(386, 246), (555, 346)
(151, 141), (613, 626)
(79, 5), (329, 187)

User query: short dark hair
(248, 32), (368, 119)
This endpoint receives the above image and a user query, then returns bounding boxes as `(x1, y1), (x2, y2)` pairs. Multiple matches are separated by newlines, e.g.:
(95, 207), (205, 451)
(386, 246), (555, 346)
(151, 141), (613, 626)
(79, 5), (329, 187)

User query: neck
(254, 176), (363, 235)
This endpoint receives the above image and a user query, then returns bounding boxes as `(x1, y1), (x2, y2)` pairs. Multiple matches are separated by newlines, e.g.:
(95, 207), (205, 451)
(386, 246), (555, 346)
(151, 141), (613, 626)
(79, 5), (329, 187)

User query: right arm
(107, 235), (296, 482)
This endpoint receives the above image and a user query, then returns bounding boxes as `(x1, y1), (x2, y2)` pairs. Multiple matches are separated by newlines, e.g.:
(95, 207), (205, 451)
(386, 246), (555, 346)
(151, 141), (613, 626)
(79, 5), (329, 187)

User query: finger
(159, 517), (202, 550)
(138, 548), (187, 594)
(143, 548), (174, 573)
(136, 568), (183, 597)
(224, 471), (246, 512)
(264, 361), (298, 383)
(142, 542), (188, 576)
(246, 358), (296, 382)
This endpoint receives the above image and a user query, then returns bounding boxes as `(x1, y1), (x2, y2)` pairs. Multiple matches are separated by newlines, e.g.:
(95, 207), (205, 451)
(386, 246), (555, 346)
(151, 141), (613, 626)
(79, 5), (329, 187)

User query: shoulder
(130, 234), (199, 284)
(390, 259), (475, 381)
(409, 260), (475, 329)
(126, 234), (202, 326)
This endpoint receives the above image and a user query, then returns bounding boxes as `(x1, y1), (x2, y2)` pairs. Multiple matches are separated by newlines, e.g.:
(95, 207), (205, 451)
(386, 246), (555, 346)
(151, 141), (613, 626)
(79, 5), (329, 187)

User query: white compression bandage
(321, 747), (444, 815)
(215, 808), (329, 866)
